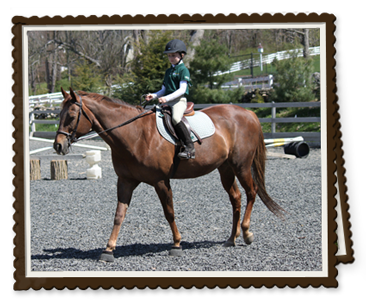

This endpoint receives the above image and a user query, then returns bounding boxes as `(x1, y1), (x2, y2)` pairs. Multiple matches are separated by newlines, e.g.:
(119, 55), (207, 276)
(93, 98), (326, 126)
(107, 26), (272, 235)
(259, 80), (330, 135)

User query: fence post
(30, 112), (35, 137)
(271, 101), (276, 136)
(250, 53), (253, 78)
(268, 74), (273, 87)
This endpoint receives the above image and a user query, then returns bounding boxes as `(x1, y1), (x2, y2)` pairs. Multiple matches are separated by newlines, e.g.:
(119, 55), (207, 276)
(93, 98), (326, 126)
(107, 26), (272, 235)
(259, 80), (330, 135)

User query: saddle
(160, 102), (202, 145)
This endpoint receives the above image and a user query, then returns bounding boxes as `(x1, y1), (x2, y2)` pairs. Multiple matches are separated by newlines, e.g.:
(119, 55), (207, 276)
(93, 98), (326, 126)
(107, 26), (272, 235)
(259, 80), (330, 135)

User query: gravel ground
(29, 139), (322, 272)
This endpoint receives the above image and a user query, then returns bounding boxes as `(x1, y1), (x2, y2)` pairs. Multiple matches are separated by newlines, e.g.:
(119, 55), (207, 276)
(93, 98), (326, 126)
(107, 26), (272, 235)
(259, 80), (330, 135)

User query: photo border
(12, 13), (340, 289)
(335, 115), (354, 264)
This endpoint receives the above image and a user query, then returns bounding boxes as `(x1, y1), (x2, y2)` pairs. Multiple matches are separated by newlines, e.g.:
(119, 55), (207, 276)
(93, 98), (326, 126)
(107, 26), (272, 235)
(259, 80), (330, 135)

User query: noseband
(56, 95), (92, 147)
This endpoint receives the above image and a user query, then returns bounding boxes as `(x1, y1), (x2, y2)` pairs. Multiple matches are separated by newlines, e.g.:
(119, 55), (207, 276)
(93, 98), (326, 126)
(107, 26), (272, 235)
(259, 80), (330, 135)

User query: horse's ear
(69, 87), (77, 102)
(61, 87), (69, 99)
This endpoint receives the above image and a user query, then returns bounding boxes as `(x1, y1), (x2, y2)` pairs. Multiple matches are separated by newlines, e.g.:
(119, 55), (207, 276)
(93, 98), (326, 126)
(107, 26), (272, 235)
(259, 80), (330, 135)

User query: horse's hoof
(99, 250), (115, 262)
(169, 246), (183, 257)
(223, 240), (236, 247)
(244, 233), (254, 245)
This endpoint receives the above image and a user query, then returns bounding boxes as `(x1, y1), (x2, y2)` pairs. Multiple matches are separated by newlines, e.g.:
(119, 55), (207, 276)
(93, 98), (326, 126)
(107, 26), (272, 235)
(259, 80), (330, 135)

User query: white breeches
(167, 97), (187, 125)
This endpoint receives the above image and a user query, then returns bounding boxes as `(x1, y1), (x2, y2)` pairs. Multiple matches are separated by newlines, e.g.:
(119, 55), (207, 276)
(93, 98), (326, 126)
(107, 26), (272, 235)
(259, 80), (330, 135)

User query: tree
(189, 39), (233, 89)
(27, 31), (65, 94)
(71, 59), (103, 92)
(27, 29), (321, 97)
(271, 49), (315, 102)
(189, 38), (244, 104)
(184, 30), (204, 67)
(28, 31), (47, 95)
(191, 86), (244, 104)
(54, 30), (132, 95)
(113, 31), (173, 104)
(45, 31), (61, 93)
(284, 29), (311, 58)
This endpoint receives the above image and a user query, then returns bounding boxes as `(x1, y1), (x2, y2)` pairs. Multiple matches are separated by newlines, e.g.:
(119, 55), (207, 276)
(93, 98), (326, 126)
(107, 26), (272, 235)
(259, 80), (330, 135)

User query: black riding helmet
(163, 39), (187, 55)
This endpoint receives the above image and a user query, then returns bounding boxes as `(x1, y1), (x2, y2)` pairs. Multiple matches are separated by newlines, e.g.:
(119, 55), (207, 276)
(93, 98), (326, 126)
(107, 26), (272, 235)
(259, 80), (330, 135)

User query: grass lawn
(31, 121), (59, 132)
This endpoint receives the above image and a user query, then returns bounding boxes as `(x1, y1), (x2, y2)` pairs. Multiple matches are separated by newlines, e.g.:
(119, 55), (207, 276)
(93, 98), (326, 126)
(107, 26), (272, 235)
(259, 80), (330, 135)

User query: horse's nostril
(55, 143), (62, 153)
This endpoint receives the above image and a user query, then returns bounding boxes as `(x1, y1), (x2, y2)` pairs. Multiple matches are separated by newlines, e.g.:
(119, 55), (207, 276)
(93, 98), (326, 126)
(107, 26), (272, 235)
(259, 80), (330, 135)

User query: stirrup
(178, 148), (195, 159)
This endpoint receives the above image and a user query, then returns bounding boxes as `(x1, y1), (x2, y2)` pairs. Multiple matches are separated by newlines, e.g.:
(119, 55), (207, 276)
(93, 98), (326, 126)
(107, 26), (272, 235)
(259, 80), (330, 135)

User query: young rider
(145, 39), (195, 159)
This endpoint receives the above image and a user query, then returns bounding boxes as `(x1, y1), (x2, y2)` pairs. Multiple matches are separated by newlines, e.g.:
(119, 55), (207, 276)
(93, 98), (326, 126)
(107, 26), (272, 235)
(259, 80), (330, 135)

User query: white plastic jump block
(85, 150), (102, 180)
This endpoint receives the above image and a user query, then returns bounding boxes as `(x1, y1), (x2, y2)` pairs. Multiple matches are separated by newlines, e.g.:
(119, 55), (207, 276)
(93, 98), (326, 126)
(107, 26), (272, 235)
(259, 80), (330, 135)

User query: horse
(53, 87), (286, 262)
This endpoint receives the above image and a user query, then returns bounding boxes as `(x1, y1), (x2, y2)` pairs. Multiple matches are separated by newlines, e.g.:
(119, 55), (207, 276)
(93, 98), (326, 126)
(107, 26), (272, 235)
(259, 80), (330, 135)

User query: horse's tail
(252, 130), (287, 220)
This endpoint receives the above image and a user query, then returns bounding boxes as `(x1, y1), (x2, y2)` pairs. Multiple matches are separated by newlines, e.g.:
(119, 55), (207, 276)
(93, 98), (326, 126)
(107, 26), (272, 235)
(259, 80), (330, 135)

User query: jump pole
(30, 146), (54, 155)
(264, 136), (304, 148)
(29, 136), (109, 154)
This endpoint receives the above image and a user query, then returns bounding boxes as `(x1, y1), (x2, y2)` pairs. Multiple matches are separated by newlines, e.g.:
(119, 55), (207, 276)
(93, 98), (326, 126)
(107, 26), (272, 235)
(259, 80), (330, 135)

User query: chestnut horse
(54, 87), (285, 262)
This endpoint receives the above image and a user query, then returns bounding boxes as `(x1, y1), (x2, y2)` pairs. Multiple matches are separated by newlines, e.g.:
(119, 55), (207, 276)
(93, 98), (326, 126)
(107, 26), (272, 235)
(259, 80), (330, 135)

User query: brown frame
(5, 8), (348, 290)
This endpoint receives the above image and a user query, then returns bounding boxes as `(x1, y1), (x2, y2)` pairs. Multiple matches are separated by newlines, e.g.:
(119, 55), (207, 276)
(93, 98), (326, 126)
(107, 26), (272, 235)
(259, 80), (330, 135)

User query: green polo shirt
(163, 62), (192, 96)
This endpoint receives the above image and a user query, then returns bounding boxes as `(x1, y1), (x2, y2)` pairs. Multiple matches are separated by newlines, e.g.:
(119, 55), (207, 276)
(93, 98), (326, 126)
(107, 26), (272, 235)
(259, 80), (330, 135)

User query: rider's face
(167, 52), (181, 65)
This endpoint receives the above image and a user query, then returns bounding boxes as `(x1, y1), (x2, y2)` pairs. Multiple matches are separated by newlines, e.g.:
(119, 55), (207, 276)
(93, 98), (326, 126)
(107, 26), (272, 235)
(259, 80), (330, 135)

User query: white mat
(156, 107), (215, 145)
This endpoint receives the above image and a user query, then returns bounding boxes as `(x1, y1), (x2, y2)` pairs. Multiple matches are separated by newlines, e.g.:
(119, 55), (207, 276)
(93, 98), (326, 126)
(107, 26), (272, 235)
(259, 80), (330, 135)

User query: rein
(58, 94), (156, 144)
(77, 106), (155, 142)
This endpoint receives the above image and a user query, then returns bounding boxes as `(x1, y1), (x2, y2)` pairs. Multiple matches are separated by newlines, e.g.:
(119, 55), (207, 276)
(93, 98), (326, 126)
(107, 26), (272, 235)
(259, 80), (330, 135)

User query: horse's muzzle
(53, 136), (69, 155)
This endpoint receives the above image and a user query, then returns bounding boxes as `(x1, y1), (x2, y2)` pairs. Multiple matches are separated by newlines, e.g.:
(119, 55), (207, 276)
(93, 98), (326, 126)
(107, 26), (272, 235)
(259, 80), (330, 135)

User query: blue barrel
(284, 141), (310, 158)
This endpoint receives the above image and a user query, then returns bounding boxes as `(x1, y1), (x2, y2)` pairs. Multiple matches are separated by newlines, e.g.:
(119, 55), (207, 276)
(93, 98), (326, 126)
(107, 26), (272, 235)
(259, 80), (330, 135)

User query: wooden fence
(193, 102), (321, 146)
(29, 92), (64, 109)
(222, 75), (274, 90)
(29, 101), (321, 146)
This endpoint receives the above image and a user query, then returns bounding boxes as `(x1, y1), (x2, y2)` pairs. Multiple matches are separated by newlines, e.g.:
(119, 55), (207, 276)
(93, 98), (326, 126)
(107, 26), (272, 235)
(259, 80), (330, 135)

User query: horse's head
(53, 87), (93, 155)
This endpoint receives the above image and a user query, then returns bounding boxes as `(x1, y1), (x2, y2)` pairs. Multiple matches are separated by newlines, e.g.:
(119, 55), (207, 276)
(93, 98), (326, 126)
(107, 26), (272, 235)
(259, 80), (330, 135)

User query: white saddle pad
(156, 107), (215, 145)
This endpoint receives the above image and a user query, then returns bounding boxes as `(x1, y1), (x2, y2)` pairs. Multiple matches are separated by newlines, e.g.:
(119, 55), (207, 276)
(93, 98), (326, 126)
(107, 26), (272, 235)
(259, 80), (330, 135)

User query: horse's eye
(64, 115), (75, 126)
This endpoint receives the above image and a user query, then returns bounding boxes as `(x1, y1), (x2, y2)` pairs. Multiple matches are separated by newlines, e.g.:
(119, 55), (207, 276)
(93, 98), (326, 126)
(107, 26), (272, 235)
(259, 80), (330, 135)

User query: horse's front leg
(154, 179), (182, 256)
(99, 177), (139, 262)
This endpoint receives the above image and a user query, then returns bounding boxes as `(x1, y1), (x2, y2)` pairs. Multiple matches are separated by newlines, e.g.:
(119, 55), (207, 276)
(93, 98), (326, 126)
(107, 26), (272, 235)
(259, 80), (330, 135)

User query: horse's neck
(85, 98), (142, 148)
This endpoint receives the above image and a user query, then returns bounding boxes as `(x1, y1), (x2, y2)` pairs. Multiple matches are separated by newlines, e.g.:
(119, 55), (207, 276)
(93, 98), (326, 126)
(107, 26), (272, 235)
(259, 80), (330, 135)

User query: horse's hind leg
(235, 168), (258, 245)
(154, 179), (182, 254)
(218, 163), (242, 247)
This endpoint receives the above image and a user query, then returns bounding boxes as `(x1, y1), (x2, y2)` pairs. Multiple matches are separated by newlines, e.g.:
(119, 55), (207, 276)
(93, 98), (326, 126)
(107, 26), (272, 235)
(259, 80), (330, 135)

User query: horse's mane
(65, 91), (143, 111)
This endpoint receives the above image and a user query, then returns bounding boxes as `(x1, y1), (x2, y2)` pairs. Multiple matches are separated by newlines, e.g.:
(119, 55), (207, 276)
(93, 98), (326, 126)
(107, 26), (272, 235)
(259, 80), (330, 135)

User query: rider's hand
(158, 97), (167, 104)
(145, 94), (154, 101)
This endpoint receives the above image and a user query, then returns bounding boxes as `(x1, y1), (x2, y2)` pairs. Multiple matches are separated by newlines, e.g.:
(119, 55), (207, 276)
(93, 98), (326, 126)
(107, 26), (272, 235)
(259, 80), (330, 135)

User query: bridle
(56, 94), (93, 147)
(57, 94), (156, 147)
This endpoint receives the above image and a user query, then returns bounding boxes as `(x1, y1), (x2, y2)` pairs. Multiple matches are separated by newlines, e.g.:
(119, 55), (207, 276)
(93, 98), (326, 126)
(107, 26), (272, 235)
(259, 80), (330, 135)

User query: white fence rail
(265, 46), (320, 65)
(29, 92), (65, 109)
(222, 75), (274, 90)
(215, 46), (320, 76)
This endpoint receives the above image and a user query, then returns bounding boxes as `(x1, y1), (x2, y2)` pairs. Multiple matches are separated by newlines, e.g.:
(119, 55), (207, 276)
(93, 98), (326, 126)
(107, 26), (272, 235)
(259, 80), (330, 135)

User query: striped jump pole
(264, 136), (310, 158)
(264, 136), (304, 148)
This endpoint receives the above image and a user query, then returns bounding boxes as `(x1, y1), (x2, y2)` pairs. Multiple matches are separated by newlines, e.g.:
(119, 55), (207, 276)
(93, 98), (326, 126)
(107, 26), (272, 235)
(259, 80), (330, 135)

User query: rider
(145, 39), (195, 159)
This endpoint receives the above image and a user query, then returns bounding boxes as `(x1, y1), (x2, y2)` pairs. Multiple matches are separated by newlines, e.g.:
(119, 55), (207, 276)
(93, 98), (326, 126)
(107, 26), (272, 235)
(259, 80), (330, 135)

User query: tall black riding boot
(174, 121), (195, 159)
